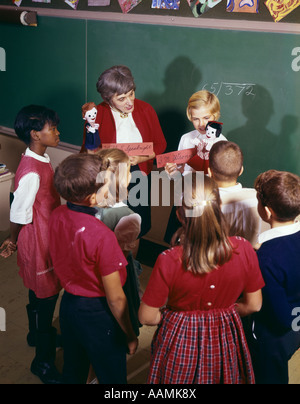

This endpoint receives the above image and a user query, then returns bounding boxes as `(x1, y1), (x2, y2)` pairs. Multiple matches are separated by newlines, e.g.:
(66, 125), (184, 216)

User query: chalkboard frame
(0, 1), (300, 34)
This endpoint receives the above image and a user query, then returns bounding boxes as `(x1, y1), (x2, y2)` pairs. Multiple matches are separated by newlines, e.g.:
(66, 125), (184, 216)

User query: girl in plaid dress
(139, 173), (265, 384)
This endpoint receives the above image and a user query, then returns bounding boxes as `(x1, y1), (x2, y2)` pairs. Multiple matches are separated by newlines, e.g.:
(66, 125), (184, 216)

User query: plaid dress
(142, 238), (265, 384)
(147, 306), (255, 384)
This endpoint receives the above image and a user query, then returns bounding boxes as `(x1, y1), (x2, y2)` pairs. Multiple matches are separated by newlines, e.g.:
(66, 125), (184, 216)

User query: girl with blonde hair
(96, 148), (142, 336)
(164, 90), (227, 244)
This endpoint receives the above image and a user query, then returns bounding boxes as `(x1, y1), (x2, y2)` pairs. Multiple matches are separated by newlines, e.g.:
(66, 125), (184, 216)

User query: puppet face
(110, 89), (135, 115)
(206, 125), (217, 140)
(84, 107), (97, 125)
(190, 107), (215, 135)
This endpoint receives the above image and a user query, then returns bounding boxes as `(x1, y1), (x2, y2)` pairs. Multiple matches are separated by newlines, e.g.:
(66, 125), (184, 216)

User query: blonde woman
(139, 173), (264, 384)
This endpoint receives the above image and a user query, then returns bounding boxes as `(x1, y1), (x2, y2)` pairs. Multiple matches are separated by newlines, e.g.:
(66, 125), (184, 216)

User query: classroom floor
(0, 231), (300, 384)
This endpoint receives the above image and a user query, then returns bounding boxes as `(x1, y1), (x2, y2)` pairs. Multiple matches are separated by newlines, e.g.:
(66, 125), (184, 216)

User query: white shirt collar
(110, 201), (127, 208)
(25, 147), (50, 163)
(219, 183), (243, 194)
(258, 220), (300, 244)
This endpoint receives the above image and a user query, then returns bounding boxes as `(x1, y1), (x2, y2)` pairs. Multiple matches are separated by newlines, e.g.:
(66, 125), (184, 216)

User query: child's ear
(88, 192), (98, 206)
(264, 206), (273, 221)
(207, 167), (213, 178)
(30, 130), (39, 141)
(239, 166), (244, 177)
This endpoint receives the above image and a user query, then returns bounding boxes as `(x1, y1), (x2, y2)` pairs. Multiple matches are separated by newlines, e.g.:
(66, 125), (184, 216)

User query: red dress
(142, 237), (265, 384)
(15, 155), (61, 299)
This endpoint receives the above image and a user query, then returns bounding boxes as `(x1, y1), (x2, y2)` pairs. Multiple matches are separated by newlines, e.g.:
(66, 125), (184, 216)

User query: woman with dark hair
(81, 65), (166, 238)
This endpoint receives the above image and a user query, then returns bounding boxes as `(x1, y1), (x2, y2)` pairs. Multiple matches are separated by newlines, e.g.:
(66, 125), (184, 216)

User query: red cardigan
(81, 99), (166, 175)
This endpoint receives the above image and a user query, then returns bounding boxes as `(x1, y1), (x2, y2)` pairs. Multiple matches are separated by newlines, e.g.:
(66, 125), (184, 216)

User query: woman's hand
(129, 152), (155, 166)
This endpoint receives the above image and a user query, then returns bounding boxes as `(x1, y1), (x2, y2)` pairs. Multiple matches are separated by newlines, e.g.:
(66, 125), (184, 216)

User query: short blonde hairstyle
(186, 90), (220, 122)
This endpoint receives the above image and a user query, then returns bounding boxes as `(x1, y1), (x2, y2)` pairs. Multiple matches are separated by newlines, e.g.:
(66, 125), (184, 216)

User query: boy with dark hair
(49, 153), (138, 384)
(0, 105), (62, 384)
(249, 169), (300, 384)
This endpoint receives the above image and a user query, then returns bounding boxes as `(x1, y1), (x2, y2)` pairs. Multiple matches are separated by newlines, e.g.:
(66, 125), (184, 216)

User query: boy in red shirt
(49, 153), (138, 384)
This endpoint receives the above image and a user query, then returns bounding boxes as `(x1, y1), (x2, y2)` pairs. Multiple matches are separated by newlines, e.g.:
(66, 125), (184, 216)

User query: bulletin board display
(1, 0), (300, 24)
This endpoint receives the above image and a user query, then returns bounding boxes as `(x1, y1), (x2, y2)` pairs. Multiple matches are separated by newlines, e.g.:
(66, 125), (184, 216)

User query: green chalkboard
(0, 15), (300, 187)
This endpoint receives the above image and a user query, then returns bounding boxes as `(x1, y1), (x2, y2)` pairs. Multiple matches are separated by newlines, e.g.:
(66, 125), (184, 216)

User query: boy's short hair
(14, 105), (60, 146)
(254, 170), (300, 222)
(54, 154), (108, 203)
(209, 141), (243, 182)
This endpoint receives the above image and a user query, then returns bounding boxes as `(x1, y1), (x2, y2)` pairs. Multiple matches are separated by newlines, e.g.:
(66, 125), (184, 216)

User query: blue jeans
(60, 291), (127, 384)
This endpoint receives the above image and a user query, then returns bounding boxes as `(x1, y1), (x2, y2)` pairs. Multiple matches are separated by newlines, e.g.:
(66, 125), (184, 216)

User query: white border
(0, 5), (300, 34)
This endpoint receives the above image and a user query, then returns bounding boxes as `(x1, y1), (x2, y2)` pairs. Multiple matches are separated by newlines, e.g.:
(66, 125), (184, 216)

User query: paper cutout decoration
(102, 143), (154, 156)
(226, 0), (259, 13)
(156, 148), (197, 168)
(32, 0), (51, 2)
(13, 0), (23, 6)
(65, 0), (80, 8)
(88, 0), (110, 4)
(152, 0), (181, 9)
(118, 0), (142, 13)
(187, 0), (223, 17)
(264, 0), (300, 21)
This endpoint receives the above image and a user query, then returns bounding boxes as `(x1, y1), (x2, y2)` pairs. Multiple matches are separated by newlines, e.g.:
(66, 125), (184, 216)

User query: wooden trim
(1, 5), (300, 34)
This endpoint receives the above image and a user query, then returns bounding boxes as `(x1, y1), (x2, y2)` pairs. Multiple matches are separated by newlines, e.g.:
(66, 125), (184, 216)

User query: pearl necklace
(110, 105), (129, 119)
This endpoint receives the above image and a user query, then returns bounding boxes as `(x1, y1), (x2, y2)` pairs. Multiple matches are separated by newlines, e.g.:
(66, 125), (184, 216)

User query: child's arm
(0, 222), (22, 258)
(0, 172), (40, 258)
(235, 290), (262, 317)
(102, 271), (138, 354)
(138, 302), (162, 326)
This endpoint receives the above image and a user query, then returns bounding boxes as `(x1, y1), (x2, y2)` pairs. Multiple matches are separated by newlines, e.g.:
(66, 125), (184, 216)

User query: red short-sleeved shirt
(142, 237), (265, 311)
(49, 205), (127, 297)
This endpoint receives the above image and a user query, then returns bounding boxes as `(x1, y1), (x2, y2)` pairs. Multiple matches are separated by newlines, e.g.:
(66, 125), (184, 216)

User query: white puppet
(188, 121), (223, 173)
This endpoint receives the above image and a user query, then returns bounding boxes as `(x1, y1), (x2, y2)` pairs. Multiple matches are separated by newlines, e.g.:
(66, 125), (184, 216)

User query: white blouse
(111, 109), (143, 144)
